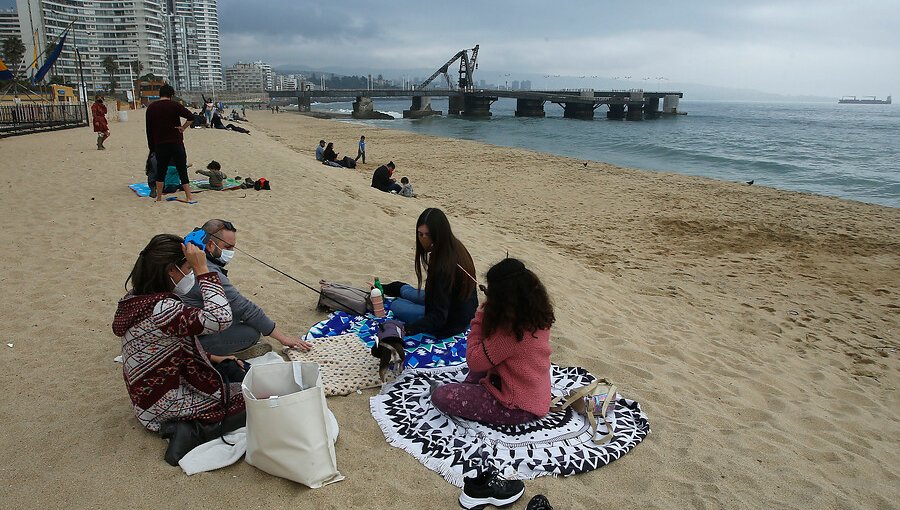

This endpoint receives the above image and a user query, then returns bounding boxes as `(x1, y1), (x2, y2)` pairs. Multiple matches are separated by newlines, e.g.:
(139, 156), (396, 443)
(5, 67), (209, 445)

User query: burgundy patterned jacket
(113, 272), (244, 431)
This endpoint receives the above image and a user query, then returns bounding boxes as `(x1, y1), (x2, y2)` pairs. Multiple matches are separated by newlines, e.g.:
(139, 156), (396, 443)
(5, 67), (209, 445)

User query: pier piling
(403, 96), (442, 118)
(462, 95), (495, 117)
(514, 99), (546, 117)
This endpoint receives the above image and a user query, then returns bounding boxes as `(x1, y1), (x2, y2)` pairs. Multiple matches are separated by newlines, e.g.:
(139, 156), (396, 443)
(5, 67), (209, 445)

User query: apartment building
(14, 0), (222, 93)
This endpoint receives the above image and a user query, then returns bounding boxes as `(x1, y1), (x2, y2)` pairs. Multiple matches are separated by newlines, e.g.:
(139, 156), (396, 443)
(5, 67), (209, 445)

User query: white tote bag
(242, 361), (344, 487)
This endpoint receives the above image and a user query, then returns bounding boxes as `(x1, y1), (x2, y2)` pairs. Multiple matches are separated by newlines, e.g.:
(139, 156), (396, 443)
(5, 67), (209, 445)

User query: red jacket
(466, 308), (552, 417)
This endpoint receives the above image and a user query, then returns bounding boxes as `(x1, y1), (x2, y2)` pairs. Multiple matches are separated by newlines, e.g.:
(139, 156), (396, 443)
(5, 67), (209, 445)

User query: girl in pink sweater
(432, 258), (555, 425)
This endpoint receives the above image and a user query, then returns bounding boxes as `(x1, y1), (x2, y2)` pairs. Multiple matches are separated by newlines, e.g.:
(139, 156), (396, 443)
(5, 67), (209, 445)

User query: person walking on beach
(91, 96), (110, 150)
(355, 135), (366, 164)
(146, 84), (196, 203)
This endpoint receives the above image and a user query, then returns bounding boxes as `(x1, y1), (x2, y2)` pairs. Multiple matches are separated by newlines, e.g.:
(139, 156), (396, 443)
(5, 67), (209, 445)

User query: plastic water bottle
(371, 287), (385, 318)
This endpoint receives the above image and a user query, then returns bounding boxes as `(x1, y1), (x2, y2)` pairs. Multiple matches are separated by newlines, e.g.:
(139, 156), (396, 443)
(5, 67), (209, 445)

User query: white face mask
(212, 239), (235, 264)
(171, 267), (195, 296)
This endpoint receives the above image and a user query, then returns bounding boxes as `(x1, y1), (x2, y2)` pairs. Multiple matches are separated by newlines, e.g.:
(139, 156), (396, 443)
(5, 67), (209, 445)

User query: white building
(165, 1), (201, 92)
(16, 0), (169, 92)
(224, 61), (265, 92)
(189, 0), (222, 91)
(252, 60), (272, 90)
(0, 8), (22, 73)
(14, 0), (222, 93)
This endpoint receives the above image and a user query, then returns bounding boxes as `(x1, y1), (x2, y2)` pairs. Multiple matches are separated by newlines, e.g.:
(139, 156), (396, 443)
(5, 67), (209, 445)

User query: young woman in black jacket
(385, 208), (478, 338)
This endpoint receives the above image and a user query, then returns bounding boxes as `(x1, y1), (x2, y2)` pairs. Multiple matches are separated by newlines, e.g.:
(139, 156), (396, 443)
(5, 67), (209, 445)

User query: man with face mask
(182, 219), (313, 357)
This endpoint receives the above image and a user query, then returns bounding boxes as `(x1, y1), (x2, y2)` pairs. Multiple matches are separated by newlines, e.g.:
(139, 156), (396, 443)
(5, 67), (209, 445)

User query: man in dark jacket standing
(146, 84), (195, 202)
(371, 161), (402, 193)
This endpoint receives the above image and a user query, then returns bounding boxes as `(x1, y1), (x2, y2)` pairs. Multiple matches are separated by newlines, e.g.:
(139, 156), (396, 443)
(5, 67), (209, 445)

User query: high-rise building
(14, 0), (221, 93)
(165, 1), (201, 92)
(190, 0), (222, 90)
(16, 0), (168, 92)
(253, 59), (272, 90)
(0, 8), (22, 73)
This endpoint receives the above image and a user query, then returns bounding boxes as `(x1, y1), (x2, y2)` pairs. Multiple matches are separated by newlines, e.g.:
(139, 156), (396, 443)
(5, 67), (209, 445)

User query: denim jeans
(198, 322), (261, 356)
(391, 284), (425, 324)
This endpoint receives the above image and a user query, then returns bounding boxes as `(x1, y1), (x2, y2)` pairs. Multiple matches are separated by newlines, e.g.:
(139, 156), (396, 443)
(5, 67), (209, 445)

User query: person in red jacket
(432, 258), (554, 425)
(91, 96), (110, 149)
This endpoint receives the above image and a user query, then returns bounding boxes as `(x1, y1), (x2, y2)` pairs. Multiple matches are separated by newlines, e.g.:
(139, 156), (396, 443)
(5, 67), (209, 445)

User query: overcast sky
(216, 0), (898, 97)
(2, 0), (896, 97)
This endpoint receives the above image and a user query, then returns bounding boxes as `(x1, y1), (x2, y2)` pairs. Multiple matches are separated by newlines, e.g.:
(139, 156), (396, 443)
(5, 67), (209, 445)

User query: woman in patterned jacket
(113, 234), (246, 465)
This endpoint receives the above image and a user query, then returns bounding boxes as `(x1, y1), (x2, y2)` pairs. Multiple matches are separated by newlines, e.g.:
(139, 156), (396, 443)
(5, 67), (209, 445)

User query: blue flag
(32, 29), (68, 84)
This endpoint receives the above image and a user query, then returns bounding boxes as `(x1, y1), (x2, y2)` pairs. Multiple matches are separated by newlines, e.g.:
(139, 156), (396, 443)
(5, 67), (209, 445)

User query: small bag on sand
(550, 378), (618, 444)
(316, 280), (371, 315)
(242, 361), (343, 488)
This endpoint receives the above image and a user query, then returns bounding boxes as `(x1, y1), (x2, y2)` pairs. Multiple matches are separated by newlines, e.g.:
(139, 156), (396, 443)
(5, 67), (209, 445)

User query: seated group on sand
(113, 210), (553, 485)
(315, 139), (416, 197)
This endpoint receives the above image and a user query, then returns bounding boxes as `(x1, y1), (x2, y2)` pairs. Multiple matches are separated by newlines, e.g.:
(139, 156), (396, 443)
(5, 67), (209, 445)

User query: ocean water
(311, 98), (900, 208)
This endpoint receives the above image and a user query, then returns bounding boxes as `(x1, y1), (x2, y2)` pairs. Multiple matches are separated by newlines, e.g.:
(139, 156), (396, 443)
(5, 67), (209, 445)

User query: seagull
(746, 180), (754, 185)
(583, 162), (589, 167)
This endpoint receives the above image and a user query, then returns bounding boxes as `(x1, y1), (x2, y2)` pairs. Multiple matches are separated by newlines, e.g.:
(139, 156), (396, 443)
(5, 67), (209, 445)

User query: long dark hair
(414, 208), (476, 302)
(125, 234), (185, 295)
(481, 258), (554, 341)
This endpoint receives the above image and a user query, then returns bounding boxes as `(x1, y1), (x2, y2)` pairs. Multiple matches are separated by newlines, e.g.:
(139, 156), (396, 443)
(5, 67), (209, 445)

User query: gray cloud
(216, 0), (900, 96)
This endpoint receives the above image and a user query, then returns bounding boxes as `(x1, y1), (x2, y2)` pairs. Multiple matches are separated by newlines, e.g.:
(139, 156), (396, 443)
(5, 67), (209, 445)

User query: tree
(131, 60), (143, 75)
(102, 55), (118, 94)
(2, 36), (26, 76)
(138, 73), (160, 81)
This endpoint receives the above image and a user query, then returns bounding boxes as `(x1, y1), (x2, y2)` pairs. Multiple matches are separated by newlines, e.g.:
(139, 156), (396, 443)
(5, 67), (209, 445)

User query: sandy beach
(0, 108), (897, 509)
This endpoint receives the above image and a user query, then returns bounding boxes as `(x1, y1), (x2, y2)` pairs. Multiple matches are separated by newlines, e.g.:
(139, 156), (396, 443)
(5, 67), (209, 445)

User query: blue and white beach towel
(305, 307), (468, 369)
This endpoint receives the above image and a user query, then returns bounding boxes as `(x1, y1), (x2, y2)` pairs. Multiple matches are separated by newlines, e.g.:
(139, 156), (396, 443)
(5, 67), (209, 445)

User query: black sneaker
(526, 495), (553, 510)
(458, 468), (525, 510)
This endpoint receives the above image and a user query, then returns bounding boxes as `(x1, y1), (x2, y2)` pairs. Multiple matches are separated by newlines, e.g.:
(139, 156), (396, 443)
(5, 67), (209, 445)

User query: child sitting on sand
(399, 176), (416, 198)
(196, 160), (226, 190)
(431, 258), (554, 425)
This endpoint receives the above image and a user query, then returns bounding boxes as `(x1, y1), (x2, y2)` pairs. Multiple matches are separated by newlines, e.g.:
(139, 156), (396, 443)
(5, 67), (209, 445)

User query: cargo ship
(838, 95), (891, 104)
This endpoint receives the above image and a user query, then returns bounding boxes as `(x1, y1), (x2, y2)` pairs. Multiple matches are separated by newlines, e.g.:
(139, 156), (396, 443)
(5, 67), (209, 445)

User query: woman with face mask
(112, 234), (246, 466)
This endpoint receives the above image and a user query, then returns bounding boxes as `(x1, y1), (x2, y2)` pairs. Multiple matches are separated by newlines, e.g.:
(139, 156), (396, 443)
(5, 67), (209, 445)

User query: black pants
(154, 143), (189, 185)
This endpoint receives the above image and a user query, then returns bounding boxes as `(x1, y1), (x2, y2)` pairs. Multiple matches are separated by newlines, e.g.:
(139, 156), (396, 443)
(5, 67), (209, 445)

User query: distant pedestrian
(91, 96), (110, 150)
(146, 84), (196, 203)
(355, 135), (366, 164)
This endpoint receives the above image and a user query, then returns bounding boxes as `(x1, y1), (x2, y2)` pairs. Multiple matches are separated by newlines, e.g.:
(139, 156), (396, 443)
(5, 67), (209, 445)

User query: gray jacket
(183, 256), (276, 336)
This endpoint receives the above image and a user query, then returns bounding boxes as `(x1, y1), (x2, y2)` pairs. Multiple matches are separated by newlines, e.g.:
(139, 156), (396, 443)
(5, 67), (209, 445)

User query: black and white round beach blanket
(369, 364), (651, 487)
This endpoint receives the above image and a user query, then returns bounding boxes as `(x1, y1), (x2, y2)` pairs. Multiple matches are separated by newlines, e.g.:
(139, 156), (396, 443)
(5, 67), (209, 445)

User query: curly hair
(480, 258), (554, 341)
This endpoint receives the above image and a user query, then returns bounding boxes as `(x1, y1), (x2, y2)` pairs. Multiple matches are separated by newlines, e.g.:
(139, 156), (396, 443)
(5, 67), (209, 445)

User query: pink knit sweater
(466, 308), (552, 417)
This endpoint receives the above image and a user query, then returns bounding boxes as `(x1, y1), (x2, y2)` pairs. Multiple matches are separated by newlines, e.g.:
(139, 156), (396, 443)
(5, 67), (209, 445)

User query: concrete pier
(626, 90), (644, 121)
(514, 98), (546, 117)
(275, 88), (685, 122)
(352, 96), (393, 119)
(644, 97), (660, 119)
(663, 94), (681, 114)
(607, 103), (626, 120)
(462, 95), (495, 117)
(403, 96), (442, 119)
(448, 95), (464, 115)
(563, 102), (594, 120)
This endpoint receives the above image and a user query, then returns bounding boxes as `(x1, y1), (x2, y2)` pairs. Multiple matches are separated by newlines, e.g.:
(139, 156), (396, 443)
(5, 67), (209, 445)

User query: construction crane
(417, 45), (479, 91)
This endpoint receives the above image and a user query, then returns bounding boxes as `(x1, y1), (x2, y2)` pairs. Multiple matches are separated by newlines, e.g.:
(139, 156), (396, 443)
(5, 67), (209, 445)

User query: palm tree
(1, 36), (26, 76)
(102, 55), (118, 94)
